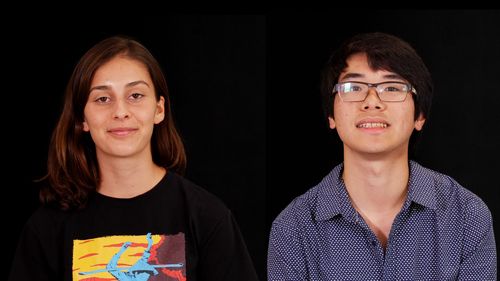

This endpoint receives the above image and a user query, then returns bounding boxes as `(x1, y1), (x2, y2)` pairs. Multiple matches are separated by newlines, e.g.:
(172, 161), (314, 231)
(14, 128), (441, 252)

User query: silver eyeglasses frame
(333, 81), (417, 102)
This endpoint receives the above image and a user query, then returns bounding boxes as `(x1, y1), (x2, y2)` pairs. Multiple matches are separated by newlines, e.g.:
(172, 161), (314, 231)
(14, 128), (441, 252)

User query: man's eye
(344, 85), (362, 92)
(384, 87), (400, 92)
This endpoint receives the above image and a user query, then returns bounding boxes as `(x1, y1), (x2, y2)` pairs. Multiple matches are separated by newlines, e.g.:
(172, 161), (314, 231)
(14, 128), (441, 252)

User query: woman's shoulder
(25, 205), (72, 231)
(15, 205), (73, 248)
(167, 172), (231, 218)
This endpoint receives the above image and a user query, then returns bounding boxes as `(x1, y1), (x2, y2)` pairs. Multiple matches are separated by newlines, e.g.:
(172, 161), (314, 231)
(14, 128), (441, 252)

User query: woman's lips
(107, 127), (138, 136)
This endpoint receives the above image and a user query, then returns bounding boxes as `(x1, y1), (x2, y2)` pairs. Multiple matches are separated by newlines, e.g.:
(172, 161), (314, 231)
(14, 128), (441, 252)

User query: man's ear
(414, 113), (426, 131)
(328, 116), (336, 129)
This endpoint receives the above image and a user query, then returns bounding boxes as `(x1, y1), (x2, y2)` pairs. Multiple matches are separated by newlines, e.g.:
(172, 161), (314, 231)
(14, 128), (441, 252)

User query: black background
(3, 15), (266, 280)
(4, 11), (500, 281)
(267, 10), (500, 275)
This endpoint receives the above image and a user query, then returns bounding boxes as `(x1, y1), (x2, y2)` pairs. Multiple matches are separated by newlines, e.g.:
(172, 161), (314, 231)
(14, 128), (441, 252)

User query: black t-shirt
(9, 171), (259, 281)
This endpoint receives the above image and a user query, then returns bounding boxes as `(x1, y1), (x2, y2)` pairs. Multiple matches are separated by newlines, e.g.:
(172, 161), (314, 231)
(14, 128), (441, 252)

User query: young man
(268, 32), (496, 280)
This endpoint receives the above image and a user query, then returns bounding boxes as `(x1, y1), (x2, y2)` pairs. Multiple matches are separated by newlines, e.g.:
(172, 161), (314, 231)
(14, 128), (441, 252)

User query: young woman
(9, 36), (258, 281)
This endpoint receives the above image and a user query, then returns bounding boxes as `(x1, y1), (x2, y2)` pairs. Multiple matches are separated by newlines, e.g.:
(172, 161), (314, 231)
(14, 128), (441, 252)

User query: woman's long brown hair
(40, 36), (186, 210)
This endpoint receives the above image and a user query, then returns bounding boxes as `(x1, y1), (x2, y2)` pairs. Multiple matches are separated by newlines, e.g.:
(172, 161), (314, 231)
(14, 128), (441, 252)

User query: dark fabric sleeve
(197, 209), (259, 281)
(8, 222), (54, 281)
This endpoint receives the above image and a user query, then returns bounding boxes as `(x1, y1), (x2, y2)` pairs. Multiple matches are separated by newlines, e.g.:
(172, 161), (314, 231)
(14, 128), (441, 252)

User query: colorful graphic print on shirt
(72, 232), (186, 281)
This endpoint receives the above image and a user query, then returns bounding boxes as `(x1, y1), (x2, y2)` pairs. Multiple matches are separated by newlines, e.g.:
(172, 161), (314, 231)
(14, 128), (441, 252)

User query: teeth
(357, 122), (388, 128)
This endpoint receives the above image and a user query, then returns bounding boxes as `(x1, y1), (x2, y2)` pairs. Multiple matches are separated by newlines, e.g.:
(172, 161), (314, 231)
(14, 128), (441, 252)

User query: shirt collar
(407, 160), (437, 210)
(315, 163), (357, 221)
(315, 160), (437, 222)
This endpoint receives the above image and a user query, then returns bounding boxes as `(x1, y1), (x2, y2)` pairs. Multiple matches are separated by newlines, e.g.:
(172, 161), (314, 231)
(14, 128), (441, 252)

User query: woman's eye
(95, 96), (110, 103)
(130, 93), (144, 100)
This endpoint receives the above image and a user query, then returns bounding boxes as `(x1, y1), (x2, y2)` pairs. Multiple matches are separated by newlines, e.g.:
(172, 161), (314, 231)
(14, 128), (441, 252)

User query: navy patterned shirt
(268, 161), (497, 280)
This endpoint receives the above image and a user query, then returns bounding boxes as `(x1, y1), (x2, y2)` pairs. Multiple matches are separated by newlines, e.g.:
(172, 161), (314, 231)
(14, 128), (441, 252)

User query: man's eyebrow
(89, 80), (151, 93)
(340, 73), (364, 80)
(339, 72), (405, 81)
(382, 74), (405, 80)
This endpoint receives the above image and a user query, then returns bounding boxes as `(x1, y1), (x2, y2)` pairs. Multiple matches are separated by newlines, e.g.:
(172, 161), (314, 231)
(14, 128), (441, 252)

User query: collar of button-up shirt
(314, 160), (438, 222)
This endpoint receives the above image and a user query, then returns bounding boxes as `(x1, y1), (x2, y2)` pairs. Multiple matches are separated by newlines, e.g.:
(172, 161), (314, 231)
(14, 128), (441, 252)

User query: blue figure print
(79, 233), (183, 280)
(106, 232), (157, 280)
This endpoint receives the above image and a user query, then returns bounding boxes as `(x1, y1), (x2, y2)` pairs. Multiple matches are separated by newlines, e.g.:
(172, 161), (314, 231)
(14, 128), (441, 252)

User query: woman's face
(83, 56), (165, 162)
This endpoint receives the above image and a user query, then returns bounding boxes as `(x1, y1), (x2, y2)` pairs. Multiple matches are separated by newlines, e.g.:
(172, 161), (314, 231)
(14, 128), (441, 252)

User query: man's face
(328, 53), (425, 158)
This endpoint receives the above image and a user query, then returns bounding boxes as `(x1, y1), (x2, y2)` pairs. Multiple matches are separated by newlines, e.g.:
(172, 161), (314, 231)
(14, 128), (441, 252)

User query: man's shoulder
(272, 164), (342, 228)
(414, 162), (494, 264)
(273, 185), (319, 225)
(411, 161), (491, 217)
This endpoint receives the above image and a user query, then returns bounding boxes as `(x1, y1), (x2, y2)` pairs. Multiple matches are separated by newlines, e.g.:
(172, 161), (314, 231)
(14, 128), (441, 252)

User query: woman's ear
(154, 96), (166, 124)
(83, 120), (90, 132)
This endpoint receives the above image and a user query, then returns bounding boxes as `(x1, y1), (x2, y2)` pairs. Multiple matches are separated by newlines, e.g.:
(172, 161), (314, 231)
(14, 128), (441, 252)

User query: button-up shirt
(268, 161), (496, 280)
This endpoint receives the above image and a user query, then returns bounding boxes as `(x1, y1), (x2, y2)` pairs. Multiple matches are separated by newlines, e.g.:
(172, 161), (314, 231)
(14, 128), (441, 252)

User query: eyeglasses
(333, 81), (417, 102)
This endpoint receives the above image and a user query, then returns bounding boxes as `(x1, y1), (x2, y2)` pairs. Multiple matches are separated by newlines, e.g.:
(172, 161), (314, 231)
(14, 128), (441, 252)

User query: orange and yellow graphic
(72, 232), (186, 281)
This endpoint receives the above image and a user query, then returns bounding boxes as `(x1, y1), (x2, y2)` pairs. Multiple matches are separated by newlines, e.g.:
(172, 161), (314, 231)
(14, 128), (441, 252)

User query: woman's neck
(96, 155), (166, 199)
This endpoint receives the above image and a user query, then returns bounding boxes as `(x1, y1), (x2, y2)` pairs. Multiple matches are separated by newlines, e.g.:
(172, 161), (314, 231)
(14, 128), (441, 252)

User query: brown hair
(40, 36), (186, 210)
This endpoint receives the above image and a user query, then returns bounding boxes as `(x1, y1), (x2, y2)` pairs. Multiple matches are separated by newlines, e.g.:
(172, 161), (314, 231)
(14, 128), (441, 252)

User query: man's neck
(342, 150), (410, 248)
(342, 151), (410, 214)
